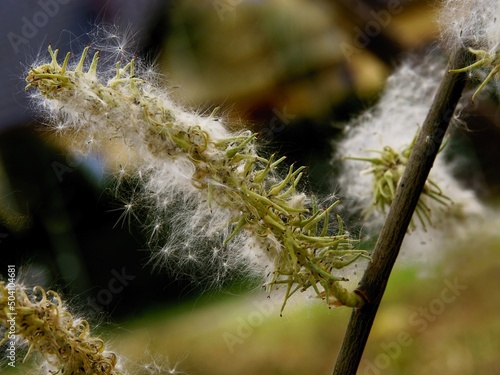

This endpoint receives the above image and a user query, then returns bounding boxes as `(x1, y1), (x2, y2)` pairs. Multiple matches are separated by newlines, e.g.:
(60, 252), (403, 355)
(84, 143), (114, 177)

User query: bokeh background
(1, 1), (500, 374)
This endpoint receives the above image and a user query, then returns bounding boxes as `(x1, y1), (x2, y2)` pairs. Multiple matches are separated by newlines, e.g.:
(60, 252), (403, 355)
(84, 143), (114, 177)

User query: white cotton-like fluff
(438, 0), (500, 51)
(27, 44), (270, 285)
(335, 58), (485, 261)
(484, 2), (500, 50)
(337, 60), (442, 225)
(27, 34), (368, 309)
(439, 0), (500, 98)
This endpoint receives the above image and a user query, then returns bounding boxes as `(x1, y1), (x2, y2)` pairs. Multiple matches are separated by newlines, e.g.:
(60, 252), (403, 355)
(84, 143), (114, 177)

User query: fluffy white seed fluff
(28, 46), (259, 283)
(26, 33), (367, 310)
(439, 0), (500, 52)
(439, 0), (500, 99)
(335, 57), (485, 261)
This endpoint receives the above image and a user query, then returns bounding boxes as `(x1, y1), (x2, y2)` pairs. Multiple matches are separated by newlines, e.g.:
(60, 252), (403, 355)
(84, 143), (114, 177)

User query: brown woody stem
(332, 47), (470, 375)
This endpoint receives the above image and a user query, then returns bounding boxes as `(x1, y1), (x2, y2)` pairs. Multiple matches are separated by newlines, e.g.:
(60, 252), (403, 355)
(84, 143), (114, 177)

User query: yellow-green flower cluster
(449, 48), (500, 101)
(0, 282), (122, 374)
(440, 0), (500, 100)
(26, 46), (368, 311)
(345, 132), (451, 230)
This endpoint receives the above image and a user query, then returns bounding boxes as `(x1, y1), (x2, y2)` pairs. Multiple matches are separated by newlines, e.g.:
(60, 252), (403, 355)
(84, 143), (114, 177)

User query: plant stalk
(331, 47), (470, 375)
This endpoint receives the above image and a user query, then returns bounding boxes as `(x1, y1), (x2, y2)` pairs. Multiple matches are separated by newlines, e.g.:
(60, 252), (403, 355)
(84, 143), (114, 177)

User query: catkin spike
(26, 45), (368, 309)
(0, 282), (123, 374)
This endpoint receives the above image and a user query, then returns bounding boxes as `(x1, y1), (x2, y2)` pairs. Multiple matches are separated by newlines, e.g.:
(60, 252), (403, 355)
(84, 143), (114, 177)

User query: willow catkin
(26, 44), (368, 312)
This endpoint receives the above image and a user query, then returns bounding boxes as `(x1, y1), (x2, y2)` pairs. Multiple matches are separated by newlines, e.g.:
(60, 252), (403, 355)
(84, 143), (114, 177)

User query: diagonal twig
(332, 47), (470, 375)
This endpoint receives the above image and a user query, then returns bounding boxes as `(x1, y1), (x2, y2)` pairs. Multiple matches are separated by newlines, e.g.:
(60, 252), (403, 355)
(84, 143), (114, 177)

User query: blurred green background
(1, 0), (500, 374)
